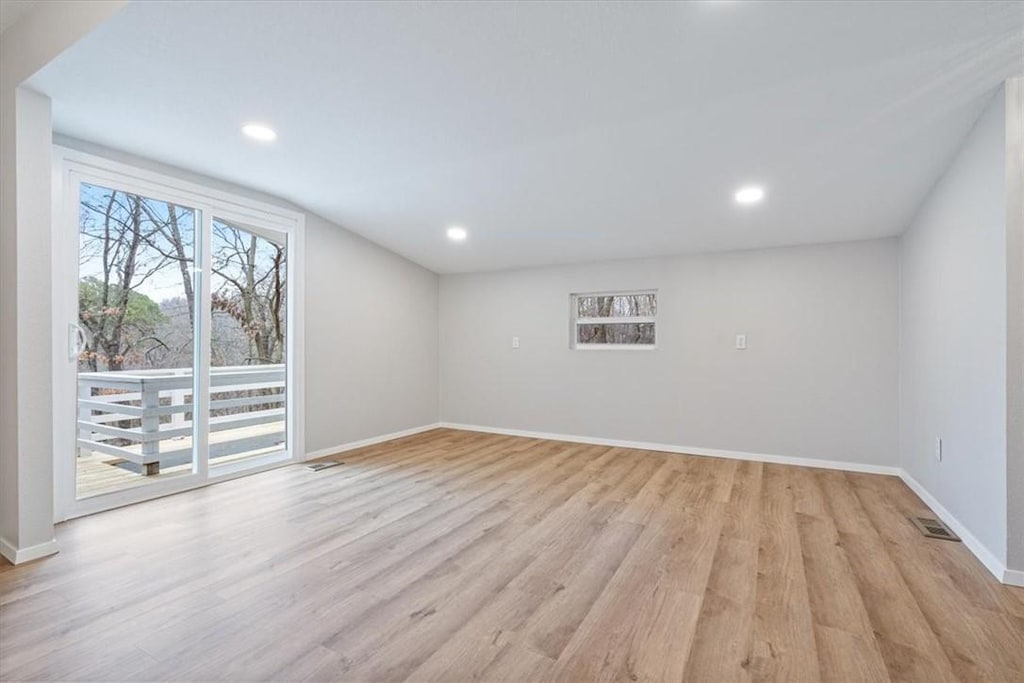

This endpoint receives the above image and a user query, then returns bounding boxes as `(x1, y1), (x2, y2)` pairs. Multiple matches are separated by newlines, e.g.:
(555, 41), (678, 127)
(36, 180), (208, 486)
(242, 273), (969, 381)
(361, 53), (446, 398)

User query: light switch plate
(512, 336), (520, 349)
(735, 334), (747, 350)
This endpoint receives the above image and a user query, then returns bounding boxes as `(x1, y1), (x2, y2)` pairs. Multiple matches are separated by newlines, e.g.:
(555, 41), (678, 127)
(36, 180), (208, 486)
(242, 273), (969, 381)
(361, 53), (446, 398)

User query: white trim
(305, 423), (443, 461)
(898, 470), (1011, 584)
(570, 289), (658, 350)
(66, 425), (438, 521)
(51, 146), (72, 520)
(0, 537), (59, 565)
(194, 201), (213, 481)
(62, 452), (294, 521)
(51, 145), (306, 521)
(573, 344), (657, 351)
(1002, 567), (1024, 587)
(289, 216), (306, 471)
(438, 422), (902, 476)
(576, 316), (656, 325)
(53, 145), (303, 224)
(572, 288), (658, 298)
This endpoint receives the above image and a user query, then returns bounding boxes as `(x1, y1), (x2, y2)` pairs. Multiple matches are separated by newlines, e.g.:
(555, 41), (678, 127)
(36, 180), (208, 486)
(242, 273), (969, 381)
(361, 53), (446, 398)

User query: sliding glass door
(206, 218), (288, 473)
(73, 181), (202, 499)
(55, 148), (303, 519)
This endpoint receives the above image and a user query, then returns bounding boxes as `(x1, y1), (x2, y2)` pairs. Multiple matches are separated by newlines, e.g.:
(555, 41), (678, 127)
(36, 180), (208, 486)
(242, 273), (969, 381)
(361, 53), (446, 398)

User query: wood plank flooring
(1, 428), (1022, 682)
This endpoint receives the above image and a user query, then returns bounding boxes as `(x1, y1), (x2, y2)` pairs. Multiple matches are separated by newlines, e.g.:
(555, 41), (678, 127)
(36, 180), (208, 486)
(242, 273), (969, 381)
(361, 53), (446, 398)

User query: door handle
(68, 323), (86, 362)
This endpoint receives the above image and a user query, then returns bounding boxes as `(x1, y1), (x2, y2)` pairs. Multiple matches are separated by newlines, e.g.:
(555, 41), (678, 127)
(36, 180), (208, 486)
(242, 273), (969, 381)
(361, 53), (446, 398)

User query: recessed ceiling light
(241, 123), (277, 142)
(446, 226), (468, 242)
(734, 185), (765, 205)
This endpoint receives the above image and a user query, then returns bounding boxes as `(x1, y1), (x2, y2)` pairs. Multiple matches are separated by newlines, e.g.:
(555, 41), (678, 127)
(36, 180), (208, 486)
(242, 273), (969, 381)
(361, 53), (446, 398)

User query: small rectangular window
(571, 290), (657, 349)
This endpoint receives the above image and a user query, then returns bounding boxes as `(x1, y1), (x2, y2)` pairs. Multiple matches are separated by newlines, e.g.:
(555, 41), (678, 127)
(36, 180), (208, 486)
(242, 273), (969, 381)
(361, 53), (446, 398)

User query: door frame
(51, 145), (305, 522)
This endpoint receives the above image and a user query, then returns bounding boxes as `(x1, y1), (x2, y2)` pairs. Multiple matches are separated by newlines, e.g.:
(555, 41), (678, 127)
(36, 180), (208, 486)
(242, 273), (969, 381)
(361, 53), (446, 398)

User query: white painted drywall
(26, 2), (1023, 275)
(303, 214), (439, 452)
(440, 239), (899, 467)
(1, 0), (127, 562)
(1, 1), (1013, 583)
(0, 87), (55, 559)
(52, 136), (441, 465)
(899, 87), (1008, 565)
(1004, 78), (1023, 573)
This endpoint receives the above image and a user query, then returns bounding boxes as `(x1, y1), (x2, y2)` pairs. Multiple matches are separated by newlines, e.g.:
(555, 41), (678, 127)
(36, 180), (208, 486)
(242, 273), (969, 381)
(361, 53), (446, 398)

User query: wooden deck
(4, 429), (1022, 681)
(76, 421), (286, 498)
(77, 365), (285, 476)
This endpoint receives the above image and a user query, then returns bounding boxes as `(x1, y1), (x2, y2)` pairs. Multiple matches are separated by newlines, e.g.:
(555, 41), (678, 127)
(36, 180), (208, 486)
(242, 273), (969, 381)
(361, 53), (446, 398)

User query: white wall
(304, 214), (438, 452)
(1, 0), (127, 563)
(0, 0), (437, 556)
(1006, 78), (1024, 573)
(440, 239), (900, 467)
(3, 2), (1014, 583)
(0, 86), (55, 561)
(54, 136), (440, 460)
(899, 87), (1008, 565)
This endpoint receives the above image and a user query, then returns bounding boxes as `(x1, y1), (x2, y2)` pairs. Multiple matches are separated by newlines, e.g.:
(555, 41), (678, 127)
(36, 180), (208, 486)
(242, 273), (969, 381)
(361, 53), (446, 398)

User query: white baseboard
(305, 423), (442, 460)
(1002, 567), (1024, 587)
(0, 536), (59, 565)
(898, 471), (1014, 585)
(438, 422), (902, 476)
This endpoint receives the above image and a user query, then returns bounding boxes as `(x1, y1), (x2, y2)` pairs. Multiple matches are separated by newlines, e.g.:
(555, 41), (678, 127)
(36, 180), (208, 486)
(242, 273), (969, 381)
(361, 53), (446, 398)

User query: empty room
(1, 0), (1023, 681)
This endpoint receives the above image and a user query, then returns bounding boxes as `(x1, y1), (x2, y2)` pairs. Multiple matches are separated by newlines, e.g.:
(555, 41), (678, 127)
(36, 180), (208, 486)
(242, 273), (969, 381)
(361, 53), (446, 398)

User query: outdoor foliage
(577, 322), (656, 345)
(211, 219), (287, 365)
(576, 293), (657, 318)
(78, 277), (166, 370)
(576, 293), (656, 345)
(78, 183), (287, 372)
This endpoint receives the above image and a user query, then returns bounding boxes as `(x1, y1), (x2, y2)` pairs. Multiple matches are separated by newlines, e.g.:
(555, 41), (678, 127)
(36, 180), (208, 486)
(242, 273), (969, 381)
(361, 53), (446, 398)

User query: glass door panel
(75, 182), (200, 498)
(60, 150), (301, 520)
(207, 218), (288, 470)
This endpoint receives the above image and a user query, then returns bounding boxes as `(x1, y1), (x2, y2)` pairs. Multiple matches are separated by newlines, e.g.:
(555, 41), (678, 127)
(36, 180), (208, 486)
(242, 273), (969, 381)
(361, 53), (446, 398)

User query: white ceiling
(28, 0), (1024, 273)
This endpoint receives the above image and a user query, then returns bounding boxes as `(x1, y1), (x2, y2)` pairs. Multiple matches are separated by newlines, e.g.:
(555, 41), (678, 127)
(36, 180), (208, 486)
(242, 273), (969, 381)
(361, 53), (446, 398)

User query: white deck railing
(77, 364), (286, 475)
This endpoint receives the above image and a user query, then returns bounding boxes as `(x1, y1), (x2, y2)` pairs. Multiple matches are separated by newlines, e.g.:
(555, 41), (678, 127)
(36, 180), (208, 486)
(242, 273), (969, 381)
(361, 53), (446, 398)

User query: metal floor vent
(306, 460), (344, 472)
(909, 516), (960, 542)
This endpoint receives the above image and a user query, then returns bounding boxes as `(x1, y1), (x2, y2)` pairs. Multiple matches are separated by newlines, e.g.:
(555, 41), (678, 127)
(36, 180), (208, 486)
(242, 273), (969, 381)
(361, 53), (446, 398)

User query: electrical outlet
(935, 437), (942, 462)
(512, 336), (520, 349)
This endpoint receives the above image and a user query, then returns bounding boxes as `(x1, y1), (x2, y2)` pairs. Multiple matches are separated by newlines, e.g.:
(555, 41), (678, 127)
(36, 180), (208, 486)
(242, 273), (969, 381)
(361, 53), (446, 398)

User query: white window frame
(570, 289), (658, 350)
(51, 145), (306, 521)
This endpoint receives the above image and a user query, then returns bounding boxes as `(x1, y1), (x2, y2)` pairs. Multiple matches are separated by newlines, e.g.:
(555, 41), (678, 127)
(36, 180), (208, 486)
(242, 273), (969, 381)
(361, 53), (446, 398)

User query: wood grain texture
(1, 428), (1022, 682)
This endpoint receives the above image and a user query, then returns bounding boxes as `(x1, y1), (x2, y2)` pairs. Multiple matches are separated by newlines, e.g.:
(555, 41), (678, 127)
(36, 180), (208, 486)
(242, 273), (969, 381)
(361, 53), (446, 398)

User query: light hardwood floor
(1, 429), (1022, 682)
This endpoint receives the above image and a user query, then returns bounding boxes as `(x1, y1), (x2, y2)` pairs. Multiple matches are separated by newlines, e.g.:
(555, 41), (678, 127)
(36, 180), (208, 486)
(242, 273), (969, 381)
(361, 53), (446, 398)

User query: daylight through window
(571, 291), (657, 348)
